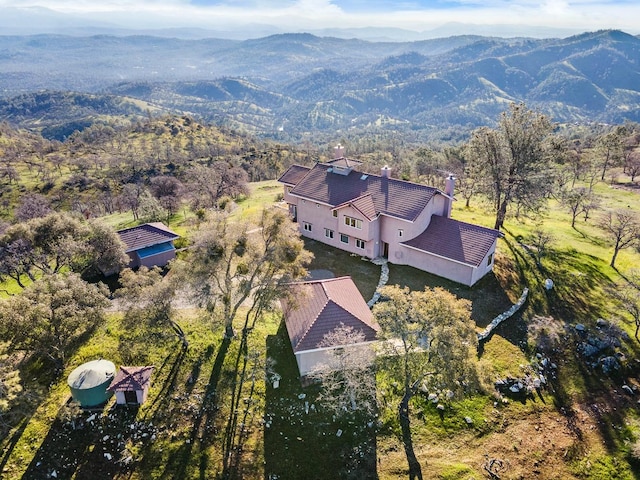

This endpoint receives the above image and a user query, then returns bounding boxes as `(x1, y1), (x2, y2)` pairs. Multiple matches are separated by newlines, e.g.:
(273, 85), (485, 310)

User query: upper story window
(398, 229), (404, 238)
(487, 253), (494, 266)
(332, 210), (338, 218)
(344, 216), (362, 229)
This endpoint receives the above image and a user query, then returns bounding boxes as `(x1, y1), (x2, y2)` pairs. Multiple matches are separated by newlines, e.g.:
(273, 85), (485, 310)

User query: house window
(340, 234), (349, 244)
(316, 203), (320, 208)
(356, 239), (365, 249)
(398, 229), (404, 238)
(487, 253), (494, 266)
(303, 222), (312, 232)
(325, 228), (334, 239)
(332, 210), (338, 218)
(344, 216), (362, 229)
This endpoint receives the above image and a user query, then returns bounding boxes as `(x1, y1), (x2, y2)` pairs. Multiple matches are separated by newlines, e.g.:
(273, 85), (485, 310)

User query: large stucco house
(278, 146), (502, 286)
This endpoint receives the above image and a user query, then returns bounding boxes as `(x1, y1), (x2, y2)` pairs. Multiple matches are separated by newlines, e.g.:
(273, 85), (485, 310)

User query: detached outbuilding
(107, 366), (154, 406)
(117, 222), (180, 270)
(281, 276), (380, 377)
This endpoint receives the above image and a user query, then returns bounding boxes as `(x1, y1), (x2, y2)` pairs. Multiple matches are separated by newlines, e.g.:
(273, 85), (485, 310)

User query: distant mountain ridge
(0, 30), (639, 140)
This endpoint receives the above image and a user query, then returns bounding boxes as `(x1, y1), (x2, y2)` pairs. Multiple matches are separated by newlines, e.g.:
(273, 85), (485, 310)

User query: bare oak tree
(598, 210), (640, 268)
(308, 323), (377, 417)
(610, 270), (640, 342)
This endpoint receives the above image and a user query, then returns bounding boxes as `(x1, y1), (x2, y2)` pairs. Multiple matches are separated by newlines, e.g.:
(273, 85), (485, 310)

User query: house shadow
(21, 399), (141, 480)
(264, 322), (378, 480)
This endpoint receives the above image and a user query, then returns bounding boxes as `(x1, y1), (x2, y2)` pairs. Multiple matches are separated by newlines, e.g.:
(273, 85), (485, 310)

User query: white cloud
(1, 0), (639, 34)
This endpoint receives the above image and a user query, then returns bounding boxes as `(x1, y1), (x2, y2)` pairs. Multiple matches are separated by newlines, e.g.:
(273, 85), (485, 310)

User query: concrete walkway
(367, 257), (389, 308)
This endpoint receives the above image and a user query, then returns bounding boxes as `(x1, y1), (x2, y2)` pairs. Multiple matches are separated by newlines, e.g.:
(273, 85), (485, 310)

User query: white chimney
(444, 174), (455, 217)
(445, 174), (455, 196)
(334, 144), (345, 159)
(381, 165), (391, 178)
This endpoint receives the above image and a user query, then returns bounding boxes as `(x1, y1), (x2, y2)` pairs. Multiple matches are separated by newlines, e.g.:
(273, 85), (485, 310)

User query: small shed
(107, 366), (154, 405)
(67, 359), (116, 408)
(117, 222), (180, 271)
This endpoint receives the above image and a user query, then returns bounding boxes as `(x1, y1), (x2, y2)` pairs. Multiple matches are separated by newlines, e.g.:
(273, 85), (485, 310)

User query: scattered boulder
(575, 323), (586, 332)
(600, 356), (621, 374)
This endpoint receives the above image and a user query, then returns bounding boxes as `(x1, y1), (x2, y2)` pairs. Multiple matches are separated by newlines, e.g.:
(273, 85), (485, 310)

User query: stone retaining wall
(478, 288), (529, 342)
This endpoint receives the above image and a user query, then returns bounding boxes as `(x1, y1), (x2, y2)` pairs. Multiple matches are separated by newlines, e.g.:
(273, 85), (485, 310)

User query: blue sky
(3, 0), (639, 37)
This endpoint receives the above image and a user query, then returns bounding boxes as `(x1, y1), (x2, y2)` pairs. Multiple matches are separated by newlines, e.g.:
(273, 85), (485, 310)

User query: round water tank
(67, 359), (116, 407)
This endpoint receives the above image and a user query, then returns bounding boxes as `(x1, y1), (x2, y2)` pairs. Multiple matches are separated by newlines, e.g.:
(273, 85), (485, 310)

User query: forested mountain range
(1, 29), (639, 141)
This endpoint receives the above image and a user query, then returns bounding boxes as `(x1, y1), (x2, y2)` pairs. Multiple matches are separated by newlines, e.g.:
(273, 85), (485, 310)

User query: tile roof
(335, 193), (377, 221)
(107, 366), (154, 392)
(402, 215), (502, 267)
(278, 164), (311, 185)
(281, 276), (380, 353)
(325, 157), (362, 168)
(281, 163), (440, 222)
(117, 223), (180, 253)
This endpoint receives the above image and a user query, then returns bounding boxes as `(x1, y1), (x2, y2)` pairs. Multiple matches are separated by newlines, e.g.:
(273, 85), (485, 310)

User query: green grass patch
(436, 462), (477, 479)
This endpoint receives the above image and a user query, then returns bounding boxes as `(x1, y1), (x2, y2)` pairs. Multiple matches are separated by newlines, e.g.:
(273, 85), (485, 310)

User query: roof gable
(334, 193), (377, 221)
(281, 276), (380, 353)
(117, 223), (180, 253)
(107, 366), (154, 392)
(278, 164), (311, 185)
(402, 216), (502, 267)
(282, 163), (440, 222)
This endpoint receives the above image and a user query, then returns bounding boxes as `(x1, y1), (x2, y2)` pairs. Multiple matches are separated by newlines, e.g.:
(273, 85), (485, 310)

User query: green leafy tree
(0, 212), (128, 286)
(0, 273), (109, 368)
(465, 103), (562, 230)
(180, 208), (312, 338)
(374, 286), (479, 480)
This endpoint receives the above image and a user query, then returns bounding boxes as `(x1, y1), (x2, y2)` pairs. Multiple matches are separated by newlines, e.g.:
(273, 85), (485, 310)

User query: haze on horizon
(2, 0), (640, 39)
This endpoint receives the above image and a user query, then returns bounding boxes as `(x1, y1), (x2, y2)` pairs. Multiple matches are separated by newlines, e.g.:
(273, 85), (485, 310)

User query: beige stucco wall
(398, 237), (498, 286)
(295, 350), (332, 377)
(295, 343), (377, 377)
(294, 198), (378, 258)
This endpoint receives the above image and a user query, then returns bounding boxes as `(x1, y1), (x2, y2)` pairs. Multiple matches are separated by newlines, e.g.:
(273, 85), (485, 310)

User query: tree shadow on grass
(264, 321), (378, 480)
(21, 400), (142, 480)
(154, 336), (230, 480)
